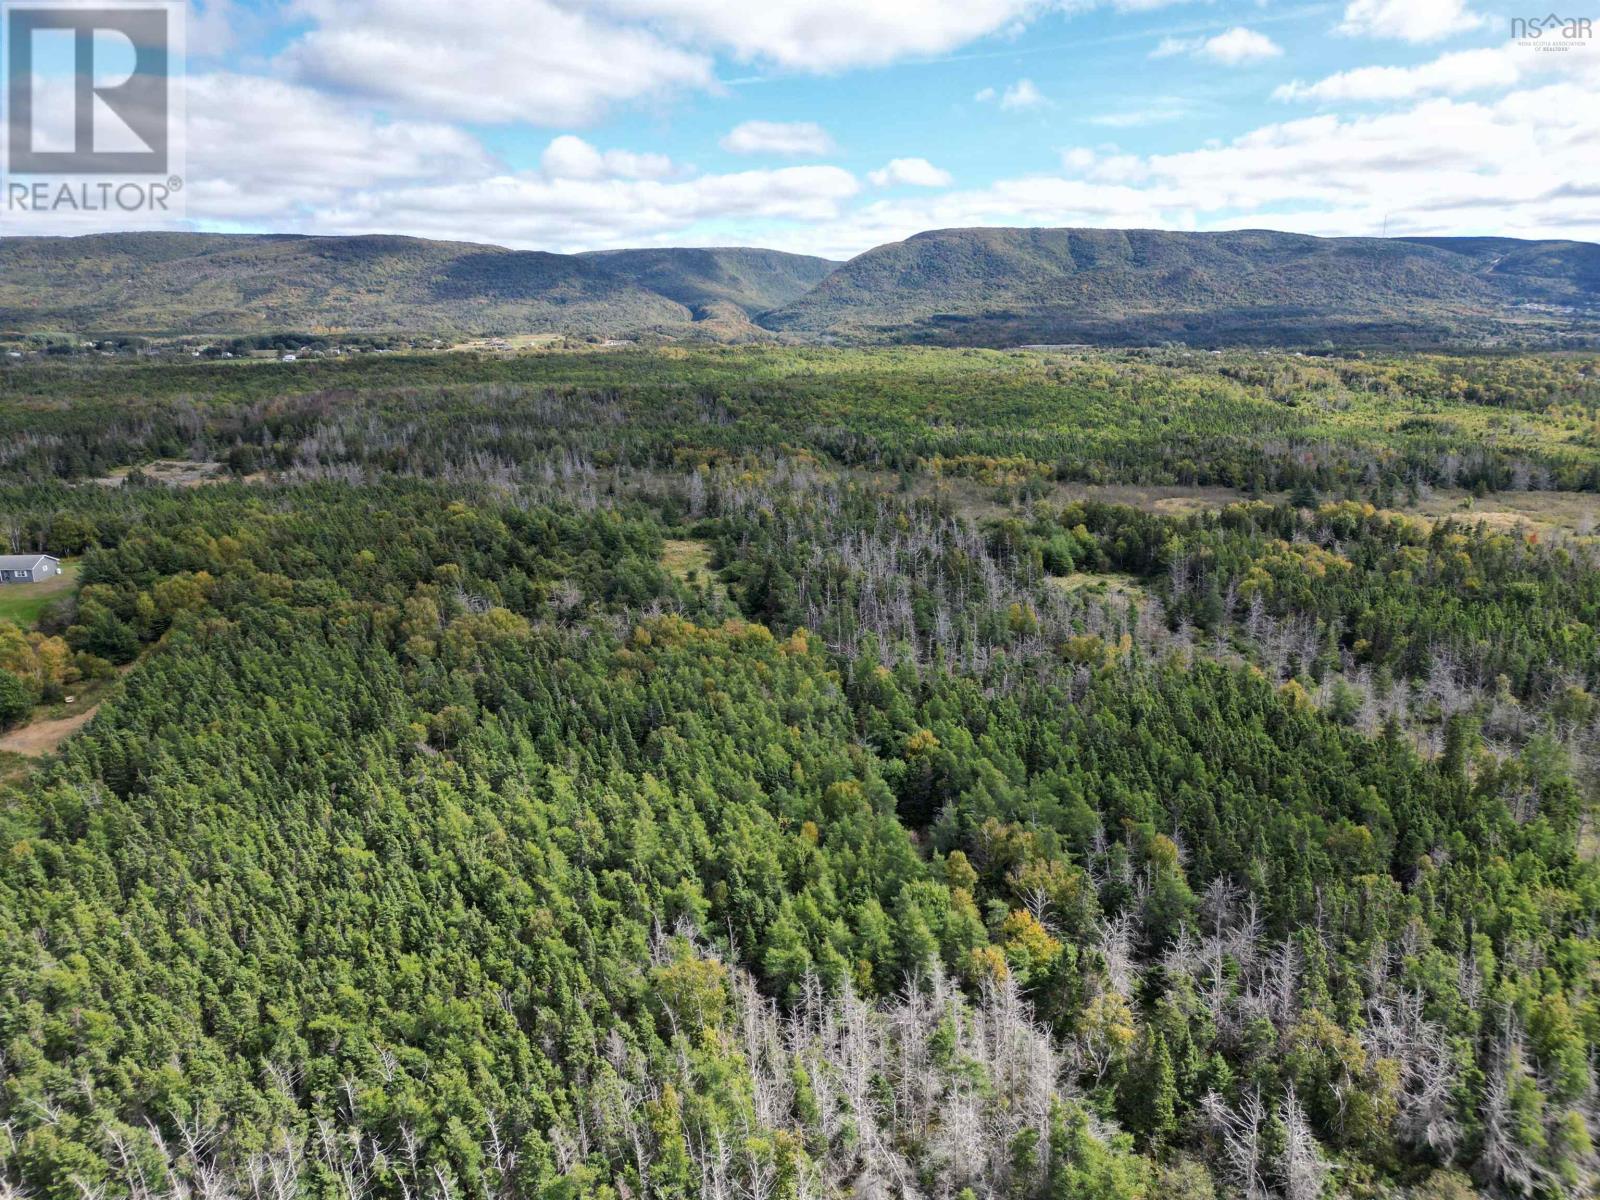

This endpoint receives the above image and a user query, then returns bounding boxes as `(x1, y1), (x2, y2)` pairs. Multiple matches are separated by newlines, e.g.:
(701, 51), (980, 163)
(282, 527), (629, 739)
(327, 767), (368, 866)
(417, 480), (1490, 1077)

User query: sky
(8, 0), (1600, 257)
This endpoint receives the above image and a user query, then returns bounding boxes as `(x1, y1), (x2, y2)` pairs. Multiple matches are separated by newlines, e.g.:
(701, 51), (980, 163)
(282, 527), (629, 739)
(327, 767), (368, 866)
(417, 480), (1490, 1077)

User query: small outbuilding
(0, 554), (61, 584)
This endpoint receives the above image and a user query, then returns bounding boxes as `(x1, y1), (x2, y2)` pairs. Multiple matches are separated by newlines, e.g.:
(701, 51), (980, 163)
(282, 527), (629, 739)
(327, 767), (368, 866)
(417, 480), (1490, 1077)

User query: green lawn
(0, 562), (78, 628)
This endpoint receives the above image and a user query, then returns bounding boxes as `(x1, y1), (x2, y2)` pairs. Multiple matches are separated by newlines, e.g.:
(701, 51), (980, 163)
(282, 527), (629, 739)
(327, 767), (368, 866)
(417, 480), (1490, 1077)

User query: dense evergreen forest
(1, 347), (1597, 1200)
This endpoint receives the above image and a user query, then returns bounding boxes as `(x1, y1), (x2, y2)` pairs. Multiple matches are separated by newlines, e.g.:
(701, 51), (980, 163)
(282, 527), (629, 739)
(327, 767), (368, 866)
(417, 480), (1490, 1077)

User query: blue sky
(19, 0), (1600, 255)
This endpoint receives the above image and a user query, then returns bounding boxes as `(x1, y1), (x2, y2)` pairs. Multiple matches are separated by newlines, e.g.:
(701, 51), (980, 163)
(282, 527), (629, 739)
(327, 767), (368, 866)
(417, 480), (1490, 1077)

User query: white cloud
(284, 0), (712, 125)
(162, 59), (1596, 260)
(978, 78), (1049, 110)
(1003, 79), (1048, 109)
(720, 120), (835, 156)
(1276, 48), (1515, 102)
(600, 0), (1048, 70)
(278, 0), (1054, 129)
(187, 0), (240, 57)
(1101, 0), (1209, 10)
(762, 77), (1600, 257)
(167, 79), (859, 247)
(1156, 27), (1281, 64)
(1201, 27), (1282, 64)
(10, 71), (494, 234)
(541, 135), (674, 180)
(1337, 0), (1485, 44)
(1088, 99), (1192, 126)
(1064, 87), (1600, 236)
(972, 80), (1049, 109)
(183, 73), (495, 221)
(18, 65), (869, 248)
(869, 158), (953, 187)
(1275, 39), (1596, 102)
(307, 165), (862, 250)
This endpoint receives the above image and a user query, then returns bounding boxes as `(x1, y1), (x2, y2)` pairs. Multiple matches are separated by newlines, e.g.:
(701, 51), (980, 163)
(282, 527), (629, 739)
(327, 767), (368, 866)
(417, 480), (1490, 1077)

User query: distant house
(0, 554), (61, 584)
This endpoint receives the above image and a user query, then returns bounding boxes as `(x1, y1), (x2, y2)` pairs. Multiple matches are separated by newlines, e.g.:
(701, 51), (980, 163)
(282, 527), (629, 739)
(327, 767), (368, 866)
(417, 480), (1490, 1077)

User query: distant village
(1, 331), (636, 363)
(0, 333), (451, 364)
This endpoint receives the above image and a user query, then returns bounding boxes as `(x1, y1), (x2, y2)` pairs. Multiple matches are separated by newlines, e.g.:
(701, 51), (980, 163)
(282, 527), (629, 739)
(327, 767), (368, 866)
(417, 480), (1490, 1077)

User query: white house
(0, 554), (61, 584)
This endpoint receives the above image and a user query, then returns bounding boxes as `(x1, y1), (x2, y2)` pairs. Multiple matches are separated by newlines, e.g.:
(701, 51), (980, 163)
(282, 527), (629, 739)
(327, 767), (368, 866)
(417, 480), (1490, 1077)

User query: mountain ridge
(3, 226), (1598, 347)
(759, 226), (1600, 347)
(0, 232), (837, 338)
(578, 245), (838, 317)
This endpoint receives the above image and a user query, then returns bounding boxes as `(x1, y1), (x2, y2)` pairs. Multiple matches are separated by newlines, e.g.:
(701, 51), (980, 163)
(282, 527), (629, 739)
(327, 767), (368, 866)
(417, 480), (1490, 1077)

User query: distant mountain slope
(759, 227), (1600, 347)
(578, 246), (838, 315)
(0, 232), (699, 335)
(4, 227), (1597, 346)
(1398, 236), (1600, 294)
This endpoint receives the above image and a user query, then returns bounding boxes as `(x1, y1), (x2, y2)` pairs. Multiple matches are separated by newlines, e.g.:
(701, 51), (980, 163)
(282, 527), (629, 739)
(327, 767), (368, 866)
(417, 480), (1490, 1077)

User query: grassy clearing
(661, 538), (714, 579)
(1387, 489), (1600, 541)
(875, 466), (1600, 542)
(89, 460), (227, 488)
(0, 562), (78, 628)
(661, 538), (730, 601)
(1048, 571), (1148, 604)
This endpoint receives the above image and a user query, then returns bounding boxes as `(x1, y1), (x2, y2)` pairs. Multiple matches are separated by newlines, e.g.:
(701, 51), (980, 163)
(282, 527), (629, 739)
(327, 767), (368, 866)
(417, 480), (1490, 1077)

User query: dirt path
(0, 704), (100, 757)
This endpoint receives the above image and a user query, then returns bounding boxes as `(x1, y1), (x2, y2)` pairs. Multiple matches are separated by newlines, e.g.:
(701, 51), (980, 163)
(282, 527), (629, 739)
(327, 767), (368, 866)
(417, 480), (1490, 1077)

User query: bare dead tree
(1202, 1088), (1271, 1200)
(1280, 1085), (1333, 1200)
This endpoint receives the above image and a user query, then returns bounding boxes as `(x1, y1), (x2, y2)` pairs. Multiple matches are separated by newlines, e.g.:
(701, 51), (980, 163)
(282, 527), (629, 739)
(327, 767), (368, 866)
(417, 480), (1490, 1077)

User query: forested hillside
(5, 227), (1600, 348)
(0, 235), (836, 338)
(0, 346), (1597, 1200)
(578, 248), (839, 316)
(760, 228), (1600, 348)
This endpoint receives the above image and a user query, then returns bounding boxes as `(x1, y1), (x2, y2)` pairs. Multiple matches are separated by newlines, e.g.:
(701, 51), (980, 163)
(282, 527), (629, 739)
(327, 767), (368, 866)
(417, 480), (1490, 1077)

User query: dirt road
(0, 704), (99, 757)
